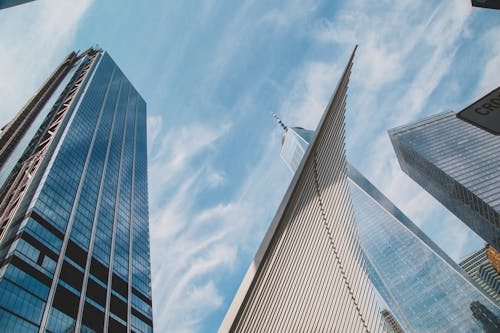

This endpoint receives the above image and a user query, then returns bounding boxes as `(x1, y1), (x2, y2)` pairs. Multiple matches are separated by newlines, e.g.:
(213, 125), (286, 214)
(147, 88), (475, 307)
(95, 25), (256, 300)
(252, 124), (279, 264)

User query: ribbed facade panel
(219, 48), (383, 333)
(389, 111), (500, 250)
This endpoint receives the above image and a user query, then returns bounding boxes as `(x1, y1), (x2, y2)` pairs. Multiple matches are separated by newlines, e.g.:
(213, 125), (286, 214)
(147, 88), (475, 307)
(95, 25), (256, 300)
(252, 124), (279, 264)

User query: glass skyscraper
(460, 246), (500, 305)
(279, 125), (315, 174)
(0, 48), (153, 332)
(349, 164), (500, 332)
(380, 309), (404, 333)
(277, 118), (500, 332)
(0, 0), (35, 9)
(389, 111), (500, 251)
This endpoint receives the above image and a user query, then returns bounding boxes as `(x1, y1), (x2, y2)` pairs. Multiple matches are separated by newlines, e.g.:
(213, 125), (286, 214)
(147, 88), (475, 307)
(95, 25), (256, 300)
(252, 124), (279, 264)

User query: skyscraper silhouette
(0, 48), (153, 332)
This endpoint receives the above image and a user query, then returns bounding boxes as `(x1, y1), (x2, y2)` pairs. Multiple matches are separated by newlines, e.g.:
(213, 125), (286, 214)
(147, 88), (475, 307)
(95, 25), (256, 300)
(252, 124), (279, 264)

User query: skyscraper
(460, 245), (500, 305)
(273, 116), (314, 174)
(219, 47), (385, 332)
(349, 164), (500, 332)
(0, 48), (153, 332)
(389, 111), (500, 251)
(0, 0), (35, 10)
(275, 116), (500, 331)
(380, 309), (404, 333)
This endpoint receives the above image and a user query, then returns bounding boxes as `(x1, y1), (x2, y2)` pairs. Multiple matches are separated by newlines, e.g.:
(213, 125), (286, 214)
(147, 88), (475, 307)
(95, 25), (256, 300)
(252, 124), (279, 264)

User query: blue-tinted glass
(389, 112), (500, 250)
(0, 61), (80, 190)
(0, 50), (152, 331)
(278, 120), (499, 332)
(349, 164), (500, 332)
(0, 279), (46, 324)
(280, 127), (314, 173)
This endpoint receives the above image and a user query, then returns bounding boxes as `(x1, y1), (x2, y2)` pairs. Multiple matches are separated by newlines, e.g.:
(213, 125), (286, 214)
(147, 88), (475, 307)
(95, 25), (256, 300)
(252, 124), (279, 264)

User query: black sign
(471, 0), (500, 10)
(457, 86), (500, 135)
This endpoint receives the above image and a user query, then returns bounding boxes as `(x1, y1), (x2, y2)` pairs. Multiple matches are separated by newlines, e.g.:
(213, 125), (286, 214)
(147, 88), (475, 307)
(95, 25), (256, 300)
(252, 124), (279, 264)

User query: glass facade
(460, 246), (500, 305)
(280, 122), (500, 332)
(0, 49), (153, 332)
(0, 59), (80, 189)
(349, 164), (500, 332)
(389, 111), (500, 251)
(0, 0), (35, 10)
(279, 127), (315, 173)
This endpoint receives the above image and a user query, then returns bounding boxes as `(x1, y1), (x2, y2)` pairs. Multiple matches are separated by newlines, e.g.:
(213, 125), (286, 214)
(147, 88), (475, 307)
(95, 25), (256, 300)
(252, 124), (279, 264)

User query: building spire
(272, 112), (287, 131)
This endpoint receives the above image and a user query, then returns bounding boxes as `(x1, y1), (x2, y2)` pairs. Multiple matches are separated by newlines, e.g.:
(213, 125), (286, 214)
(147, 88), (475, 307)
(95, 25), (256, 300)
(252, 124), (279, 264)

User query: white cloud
(259, 0), (319, 30)
(432, 214), (479, 261)
(310, 1), (472, 145)
(151, 170), (202, 241)
(147, 114), (163, 153)
(206, 171), (225, 188)
(280, 61), (341, 129)
(475, 26), (500, 96)
(149, 124), (291, 332)
(0, 0), (94, 126)
(156, 244), (236, 325)
(148, 120), (231, 210)
(273, 1), (488, 263)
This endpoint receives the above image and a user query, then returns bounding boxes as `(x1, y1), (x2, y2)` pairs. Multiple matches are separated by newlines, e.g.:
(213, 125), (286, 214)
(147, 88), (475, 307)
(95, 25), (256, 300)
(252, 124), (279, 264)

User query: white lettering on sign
(474, 90), (500, 115)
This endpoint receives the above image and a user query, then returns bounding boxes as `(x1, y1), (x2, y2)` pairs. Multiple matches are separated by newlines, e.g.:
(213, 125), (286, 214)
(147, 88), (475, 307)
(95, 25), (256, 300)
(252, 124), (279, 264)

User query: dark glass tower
(0, 48), (153, 332)
(0, 0), (35, 9)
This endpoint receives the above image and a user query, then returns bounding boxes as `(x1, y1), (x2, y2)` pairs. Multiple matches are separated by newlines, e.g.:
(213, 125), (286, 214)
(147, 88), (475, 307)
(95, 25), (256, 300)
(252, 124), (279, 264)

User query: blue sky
(0, 1), (499, 332)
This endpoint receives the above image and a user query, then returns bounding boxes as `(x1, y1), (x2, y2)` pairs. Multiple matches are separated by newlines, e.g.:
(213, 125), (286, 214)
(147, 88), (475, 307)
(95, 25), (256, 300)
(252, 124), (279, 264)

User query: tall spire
(220, 45), (385, 333)
(272, 112), (287, 131)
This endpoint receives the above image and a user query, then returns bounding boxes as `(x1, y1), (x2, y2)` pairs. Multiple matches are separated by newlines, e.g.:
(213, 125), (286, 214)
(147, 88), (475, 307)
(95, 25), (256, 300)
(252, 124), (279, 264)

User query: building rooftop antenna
(272, 112), (288, 131)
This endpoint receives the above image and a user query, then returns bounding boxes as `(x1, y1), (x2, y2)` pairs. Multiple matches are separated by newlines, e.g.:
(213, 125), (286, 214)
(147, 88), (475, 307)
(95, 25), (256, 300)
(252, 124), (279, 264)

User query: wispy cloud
(148, 119), (231, 210)
(311, 1), (472, 144)
(280, 61), (342, 129)
(0, 0), (94, 126)
(148, 120), (295, 331)
(274, 0), (485, 261)
(145, 2), (329, 330)
(475, 26), (500, 96)
(259, 0), (319, 30)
